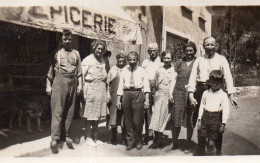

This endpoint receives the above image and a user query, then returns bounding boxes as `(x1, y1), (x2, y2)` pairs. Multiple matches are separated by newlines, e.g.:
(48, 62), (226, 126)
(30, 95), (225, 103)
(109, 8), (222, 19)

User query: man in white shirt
(117, 51), (150, 150)
(186, 36), (237, 155)
(142, 43), (162, 144)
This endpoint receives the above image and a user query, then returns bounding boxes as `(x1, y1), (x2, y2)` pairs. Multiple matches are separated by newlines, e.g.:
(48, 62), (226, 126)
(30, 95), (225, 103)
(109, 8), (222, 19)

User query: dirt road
(47, 96), (260, 157)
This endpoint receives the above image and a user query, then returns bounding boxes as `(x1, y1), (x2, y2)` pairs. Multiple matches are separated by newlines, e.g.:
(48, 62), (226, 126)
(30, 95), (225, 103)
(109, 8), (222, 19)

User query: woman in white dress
(149, 50), (177, 149)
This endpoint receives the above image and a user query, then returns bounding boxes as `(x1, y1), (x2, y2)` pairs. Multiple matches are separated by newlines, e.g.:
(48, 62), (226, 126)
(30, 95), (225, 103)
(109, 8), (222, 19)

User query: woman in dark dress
(169, 41), (197, 150)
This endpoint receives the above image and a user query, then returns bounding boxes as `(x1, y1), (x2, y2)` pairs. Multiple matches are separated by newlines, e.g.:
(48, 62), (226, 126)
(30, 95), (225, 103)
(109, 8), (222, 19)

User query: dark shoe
(136, 143), (142, 150)
(50, 139), (59, 154)
(126, 144), (134, 150)
(171, 143), (178, 150)
(142, 139), (148, 145)
(66, 137), (74, 149)
(111, 127), (118, 145)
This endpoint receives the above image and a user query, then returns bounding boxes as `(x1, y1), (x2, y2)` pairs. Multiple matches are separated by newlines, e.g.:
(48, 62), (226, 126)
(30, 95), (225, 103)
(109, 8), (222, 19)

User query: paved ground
(0, 93), (260, 157)
(47, 95), (260, 157)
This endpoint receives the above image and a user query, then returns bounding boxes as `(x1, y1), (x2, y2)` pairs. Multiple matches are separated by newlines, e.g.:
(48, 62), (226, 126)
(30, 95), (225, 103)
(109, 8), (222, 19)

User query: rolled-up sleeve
(46, 64), (54, 83)
(46, 54), (57, 83)
(221, 57), (236, 94)
(75, 51), (82, 78)
(221, 92), (230, 123)
(187, 58), (199, 92)
(198, 91), (206, 120)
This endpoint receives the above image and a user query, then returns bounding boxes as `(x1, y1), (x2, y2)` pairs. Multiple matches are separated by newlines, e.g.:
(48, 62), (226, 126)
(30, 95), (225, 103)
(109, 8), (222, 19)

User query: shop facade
(0, 5), (141, 125)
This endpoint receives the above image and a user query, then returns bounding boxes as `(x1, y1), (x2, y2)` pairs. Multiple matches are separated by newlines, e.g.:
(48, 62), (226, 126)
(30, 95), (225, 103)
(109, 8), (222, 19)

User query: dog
(1, 74), (46, 134)
(9, 95), (46, 134)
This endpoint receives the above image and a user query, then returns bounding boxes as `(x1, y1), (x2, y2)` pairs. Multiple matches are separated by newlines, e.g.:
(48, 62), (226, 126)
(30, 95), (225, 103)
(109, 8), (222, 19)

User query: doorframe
(162, 26), (190, 51)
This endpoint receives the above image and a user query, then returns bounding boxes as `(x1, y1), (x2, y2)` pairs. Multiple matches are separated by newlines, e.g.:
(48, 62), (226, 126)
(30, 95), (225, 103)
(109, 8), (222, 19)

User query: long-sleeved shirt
(117, 65), (150, 96)
(142, 57), (162, 83)
(47, 48), (82, 82)
(198, 89), (230, 124)
(186, 53), (235, 94)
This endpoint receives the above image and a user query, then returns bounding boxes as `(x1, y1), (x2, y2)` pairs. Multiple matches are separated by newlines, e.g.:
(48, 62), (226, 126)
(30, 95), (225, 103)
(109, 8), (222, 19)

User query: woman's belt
(197, 81), (209, 86)
(123, 88), (142, 91)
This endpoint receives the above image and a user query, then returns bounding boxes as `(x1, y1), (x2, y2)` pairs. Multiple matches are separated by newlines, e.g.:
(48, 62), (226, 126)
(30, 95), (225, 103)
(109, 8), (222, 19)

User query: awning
(0, 4), (142, 44)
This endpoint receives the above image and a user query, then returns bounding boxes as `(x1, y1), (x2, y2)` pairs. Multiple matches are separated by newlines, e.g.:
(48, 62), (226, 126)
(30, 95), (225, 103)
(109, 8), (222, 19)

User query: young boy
(117, 51), (150, 150)
(197, 70), (230, 155)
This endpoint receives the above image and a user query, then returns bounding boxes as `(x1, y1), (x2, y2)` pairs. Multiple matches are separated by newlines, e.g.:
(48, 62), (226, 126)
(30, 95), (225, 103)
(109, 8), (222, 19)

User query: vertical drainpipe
(161, 6), (166, 53)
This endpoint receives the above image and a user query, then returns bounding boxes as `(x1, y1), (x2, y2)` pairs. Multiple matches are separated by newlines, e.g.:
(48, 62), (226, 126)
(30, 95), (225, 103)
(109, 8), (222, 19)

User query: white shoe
(86, 138), (97, 147)
(95, 140), (104, 145)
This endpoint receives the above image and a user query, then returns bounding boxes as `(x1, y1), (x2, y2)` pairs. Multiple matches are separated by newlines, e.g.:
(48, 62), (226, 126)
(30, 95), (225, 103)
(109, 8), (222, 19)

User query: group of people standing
(46, 29), (237, 155)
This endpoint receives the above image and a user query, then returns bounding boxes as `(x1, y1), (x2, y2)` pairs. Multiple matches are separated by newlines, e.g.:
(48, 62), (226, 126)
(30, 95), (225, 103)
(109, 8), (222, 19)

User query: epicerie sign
(0, 6), (134, 40)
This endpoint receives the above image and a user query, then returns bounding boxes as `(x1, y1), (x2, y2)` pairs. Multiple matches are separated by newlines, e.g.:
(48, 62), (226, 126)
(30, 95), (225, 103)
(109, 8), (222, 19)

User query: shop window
(199, 16), (206, 32)
(181, 6), (193, 21)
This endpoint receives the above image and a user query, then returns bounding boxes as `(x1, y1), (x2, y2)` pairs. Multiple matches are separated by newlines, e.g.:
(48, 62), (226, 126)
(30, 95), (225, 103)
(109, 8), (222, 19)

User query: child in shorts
(197, 70), (230, 155)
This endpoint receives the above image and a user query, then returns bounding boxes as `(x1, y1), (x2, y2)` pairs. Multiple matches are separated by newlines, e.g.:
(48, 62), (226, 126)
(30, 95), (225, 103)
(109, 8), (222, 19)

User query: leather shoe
(50, 139), (58, 147)
(50, 139), (58, 154)
(136, 143), (142, 150)
(126, 144), (134, 150)
(171, 143), (178, 150)
(66, 137), (73, 143)
(66, 137), (74, 149)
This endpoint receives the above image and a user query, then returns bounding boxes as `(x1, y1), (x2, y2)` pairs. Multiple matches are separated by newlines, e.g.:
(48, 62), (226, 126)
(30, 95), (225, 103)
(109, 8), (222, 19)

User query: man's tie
(130, 68), (135, 88)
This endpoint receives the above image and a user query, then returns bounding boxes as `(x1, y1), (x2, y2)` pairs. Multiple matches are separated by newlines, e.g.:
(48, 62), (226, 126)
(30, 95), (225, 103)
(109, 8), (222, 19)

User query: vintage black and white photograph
(0, 0), (259, 160)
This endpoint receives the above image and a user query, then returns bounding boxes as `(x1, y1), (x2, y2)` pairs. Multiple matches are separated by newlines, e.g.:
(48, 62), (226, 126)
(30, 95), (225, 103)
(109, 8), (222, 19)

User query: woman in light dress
(149, 50), (177, 149)
(81, 40), (108, 146)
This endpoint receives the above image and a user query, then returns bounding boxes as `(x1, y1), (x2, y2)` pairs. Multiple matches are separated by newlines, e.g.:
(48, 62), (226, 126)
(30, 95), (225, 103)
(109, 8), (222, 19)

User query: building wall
(119, 6), (212, 66)
(164, 6), (212, 57)
(123, 6), (163, 64)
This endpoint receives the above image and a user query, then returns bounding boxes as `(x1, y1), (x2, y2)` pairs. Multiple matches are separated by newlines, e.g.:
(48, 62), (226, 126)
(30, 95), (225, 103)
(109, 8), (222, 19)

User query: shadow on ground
(0, 120), (51, 150)
(223, 128), (260, 155)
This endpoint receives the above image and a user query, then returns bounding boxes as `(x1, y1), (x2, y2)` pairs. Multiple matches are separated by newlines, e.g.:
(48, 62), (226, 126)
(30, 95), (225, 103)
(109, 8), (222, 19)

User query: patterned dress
(172, 59), (195, 127)
(107, 65), (124, 126)
(82, 54), (108, 120)
(149, 66), (177, 132)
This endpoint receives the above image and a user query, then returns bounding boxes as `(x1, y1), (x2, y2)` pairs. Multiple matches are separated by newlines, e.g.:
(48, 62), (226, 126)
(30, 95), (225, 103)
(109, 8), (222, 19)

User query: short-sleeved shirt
(47, 48), (82, 82)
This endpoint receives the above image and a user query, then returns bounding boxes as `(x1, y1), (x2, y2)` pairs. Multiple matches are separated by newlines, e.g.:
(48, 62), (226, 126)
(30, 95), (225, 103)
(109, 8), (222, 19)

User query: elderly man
(142, 43), (162, 145)
(186, 36), (237, 155)
(46, 29), (83, 153)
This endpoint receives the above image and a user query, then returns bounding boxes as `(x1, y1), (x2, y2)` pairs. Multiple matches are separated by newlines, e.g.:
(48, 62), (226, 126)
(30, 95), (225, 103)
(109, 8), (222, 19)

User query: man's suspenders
(56, 49), (77, 74)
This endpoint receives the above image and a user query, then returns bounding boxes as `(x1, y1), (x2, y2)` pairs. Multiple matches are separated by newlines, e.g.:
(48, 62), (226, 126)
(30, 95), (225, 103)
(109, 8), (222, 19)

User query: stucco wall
(164, 6), (212, 57)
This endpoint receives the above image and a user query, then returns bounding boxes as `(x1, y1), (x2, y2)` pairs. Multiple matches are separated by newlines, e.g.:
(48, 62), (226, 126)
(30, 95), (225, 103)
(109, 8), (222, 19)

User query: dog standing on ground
(9, 95), (45, 134)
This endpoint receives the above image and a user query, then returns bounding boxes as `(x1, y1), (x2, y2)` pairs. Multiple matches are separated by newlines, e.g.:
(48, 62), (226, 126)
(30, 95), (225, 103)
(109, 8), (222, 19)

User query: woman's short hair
(161, 49), (174, 62)
(127, 51), (139, 61)
(209, 70), (224, 83)
(91, 40), (107, 54)
(183, 41), (197, 54)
